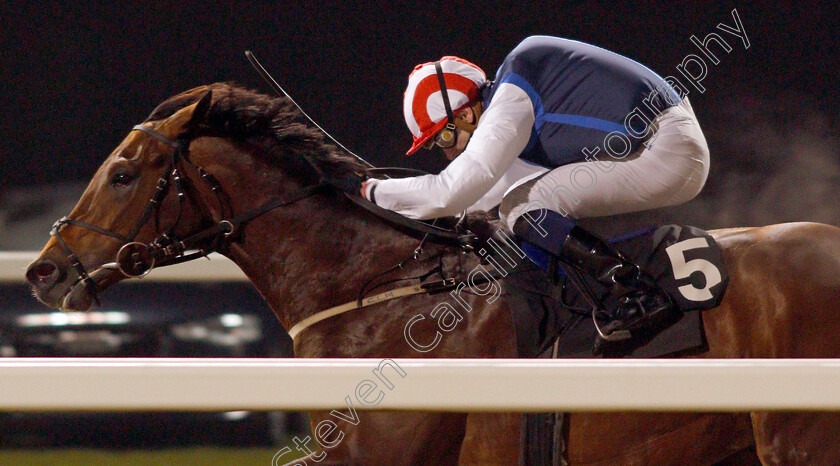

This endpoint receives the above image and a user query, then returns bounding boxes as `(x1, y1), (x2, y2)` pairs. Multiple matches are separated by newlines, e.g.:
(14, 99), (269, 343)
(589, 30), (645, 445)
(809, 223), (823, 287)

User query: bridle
(51, 116), (478, 311)
(50, 123), (328, 305)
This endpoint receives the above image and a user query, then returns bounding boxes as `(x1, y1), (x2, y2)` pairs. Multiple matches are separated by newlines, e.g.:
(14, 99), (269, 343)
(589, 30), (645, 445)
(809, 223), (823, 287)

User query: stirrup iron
(592, 312), (632, 342)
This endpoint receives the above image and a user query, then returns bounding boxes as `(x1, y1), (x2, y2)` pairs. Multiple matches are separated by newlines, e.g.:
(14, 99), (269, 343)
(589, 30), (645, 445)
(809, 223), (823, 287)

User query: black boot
(558, 226), (676, 340)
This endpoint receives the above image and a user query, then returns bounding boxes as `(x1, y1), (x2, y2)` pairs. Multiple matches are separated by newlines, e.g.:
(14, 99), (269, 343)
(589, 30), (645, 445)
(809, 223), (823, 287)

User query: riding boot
(513, 211), (677, 341)
(558, 226), (676, 339)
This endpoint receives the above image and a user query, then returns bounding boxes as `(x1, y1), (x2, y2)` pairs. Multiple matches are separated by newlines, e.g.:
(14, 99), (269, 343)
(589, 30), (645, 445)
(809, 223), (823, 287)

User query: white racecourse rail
(2, 358), (840, 412)
(3, 252), (840, 412)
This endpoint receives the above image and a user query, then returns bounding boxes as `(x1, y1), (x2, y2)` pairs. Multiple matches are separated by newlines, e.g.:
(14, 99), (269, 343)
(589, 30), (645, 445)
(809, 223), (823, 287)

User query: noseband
(51, 124), (327, 305)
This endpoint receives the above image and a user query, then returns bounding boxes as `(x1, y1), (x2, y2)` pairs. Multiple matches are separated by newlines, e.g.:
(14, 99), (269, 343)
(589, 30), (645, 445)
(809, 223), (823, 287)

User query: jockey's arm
(367, 83), (535, 219)
(465, 158), (549, 214)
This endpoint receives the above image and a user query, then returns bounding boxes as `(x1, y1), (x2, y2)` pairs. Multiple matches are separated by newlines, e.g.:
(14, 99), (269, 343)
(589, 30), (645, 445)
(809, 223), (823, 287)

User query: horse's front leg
(276, 410), (468, 465)
(459, 412), (521, 465)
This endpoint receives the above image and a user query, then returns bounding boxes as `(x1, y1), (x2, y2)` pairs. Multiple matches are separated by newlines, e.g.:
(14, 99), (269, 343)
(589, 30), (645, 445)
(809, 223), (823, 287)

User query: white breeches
(499, 98), (710, 231)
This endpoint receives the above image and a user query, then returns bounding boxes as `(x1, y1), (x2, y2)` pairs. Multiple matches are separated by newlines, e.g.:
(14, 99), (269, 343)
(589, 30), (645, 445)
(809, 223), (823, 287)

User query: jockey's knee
(512, 208), (575, 239)
(499, 177), (543, 232)
(668, 137), (710, 205)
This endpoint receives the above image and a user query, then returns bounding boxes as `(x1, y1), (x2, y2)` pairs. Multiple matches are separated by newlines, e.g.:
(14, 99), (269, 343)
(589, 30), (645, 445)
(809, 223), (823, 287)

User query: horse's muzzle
(26, 258), (74, 309)
(26, 259), (63, 289)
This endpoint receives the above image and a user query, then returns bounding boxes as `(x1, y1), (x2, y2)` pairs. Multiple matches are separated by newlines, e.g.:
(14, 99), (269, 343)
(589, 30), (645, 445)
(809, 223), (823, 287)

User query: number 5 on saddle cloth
(501, 224), (729, 358)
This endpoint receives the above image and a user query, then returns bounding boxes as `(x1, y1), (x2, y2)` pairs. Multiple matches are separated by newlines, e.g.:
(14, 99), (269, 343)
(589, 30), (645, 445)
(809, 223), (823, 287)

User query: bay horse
(25, 83), (840, 465)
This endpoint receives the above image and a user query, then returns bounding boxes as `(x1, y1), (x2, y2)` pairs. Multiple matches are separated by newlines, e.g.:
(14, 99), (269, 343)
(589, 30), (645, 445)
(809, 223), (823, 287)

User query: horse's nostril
(26, 260), (61, 287)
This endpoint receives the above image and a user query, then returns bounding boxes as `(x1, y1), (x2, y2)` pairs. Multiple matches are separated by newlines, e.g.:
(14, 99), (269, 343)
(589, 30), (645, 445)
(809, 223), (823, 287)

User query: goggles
(421, 122), (458, 150)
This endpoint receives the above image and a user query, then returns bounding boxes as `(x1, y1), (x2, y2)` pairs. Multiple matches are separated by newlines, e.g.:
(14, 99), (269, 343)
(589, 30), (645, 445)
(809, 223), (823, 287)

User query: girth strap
(287, 277), (456, 339)
(287, 267), (505, 340)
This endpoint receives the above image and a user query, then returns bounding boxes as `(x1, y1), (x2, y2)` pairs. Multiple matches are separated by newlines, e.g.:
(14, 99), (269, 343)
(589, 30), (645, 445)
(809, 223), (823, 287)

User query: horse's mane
(144, 83), (497, 239)
(144, 83), (367, 177)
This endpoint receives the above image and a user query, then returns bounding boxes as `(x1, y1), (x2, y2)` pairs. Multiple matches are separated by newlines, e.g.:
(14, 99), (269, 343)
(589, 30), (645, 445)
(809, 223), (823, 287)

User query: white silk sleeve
(465, 158), (548, 213)
(369, 83), (535, 219)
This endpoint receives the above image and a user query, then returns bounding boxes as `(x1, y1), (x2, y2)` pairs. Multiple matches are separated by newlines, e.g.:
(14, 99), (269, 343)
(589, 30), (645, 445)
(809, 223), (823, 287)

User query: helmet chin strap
(450, 101), (483, 138)
(434, 61), (484, 138)
(457, 102), (483, 133)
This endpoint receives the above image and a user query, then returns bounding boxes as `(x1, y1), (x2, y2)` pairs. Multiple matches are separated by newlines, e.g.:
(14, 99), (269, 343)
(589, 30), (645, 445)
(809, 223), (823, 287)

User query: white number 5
(665, 237), (722, 301)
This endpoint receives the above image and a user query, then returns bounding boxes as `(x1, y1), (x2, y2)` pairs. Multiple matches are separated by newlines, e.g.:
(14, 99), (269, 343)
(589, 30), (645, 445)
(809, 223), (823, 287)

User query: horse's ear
(166, 90), (213, 134)
(189, 90), (212, 127)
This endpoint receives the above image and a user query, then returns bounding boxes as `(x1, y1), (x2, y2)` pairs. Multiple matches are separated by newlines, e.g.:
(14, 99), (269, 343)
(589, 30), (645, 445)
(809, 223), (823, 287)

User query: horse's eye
(111, 172), (135, 187)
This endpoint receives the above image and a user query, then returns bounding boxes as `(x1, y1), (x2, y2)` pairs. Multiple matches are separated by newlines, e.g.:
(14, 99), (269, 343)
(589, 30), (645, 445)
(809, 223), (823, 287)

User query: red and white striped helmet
(403, 56), (486, 155)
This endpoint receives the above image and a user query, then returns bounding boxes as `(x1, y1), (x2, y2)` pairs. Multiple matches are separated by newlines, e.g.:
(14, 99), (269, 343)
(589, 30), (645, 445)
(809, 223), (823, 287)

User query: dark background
(3, 1), (838, 231)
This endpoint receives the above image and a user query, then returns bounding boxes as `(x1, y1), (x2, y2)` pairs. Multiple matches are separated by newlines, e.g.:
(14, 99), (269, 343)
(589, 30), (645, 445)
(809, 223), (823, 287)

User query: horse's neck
(222, 186), (428, 332)
(193, 139), (457, 348)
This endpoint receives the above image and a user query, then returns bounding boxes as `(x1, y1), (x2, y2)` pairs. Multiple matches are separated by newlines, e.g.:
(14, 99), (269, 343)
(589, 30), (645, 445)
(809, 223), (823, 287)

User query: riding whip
(245, 51), (374, 168)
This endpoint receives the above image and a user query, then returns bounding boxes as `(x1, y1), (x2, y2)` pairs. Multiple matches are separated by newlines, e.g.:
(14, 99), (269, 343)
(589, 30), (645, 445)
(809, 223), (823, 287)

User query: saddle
(495, 223), (728, 359)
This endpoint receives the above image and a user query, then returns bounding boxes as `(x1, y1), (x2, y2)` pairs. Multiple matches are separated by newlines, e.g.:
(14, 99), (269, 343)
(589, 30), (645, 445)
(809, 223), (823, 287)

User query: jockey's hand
(325, 171), (367, 196)
(462, 210), (501, 245)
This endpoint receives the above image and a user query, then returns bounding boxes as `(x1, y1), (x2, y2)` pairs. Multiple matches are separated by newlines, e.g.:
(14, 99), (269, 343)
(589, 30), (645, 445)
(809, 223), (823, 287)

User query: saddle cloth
(500, 224), (728, 358)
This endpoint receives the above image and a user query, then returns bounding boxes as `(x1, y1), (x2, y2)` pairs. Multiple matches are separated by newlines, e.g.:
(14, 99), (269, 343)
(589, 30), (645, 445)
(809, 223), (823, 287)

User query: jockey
(358, 35), (710, 339)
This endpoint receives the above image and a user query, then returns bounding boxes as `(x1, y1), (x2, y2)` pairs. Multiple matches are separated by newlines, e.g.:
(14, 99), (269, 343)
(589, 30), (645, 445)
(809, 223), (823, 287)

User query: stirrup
(556, 259), (631, 342)
(592, 312), (632, 342)
(596, 290), (675, 342)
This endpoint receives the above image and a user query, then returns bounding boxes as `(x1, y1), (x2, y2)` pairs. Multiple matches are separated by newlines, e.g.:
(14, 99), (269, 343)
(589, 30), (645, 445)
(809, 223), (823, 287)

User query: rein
(343, 194), (474, 248)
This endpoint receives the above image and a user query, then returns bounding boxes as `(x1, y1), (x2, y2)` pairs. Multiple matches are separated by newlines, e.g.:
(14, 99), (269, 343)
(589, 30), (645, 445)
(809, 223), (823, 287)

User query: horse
(24, 83), (840, 465)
